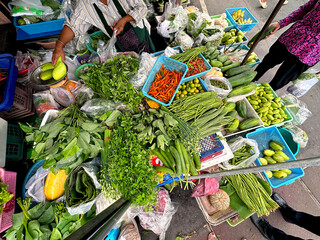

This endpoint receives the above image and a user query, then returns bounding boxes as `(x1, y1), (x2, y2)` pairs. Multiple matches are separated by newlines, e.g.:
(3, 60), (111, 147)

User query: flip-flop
(208, 232), (217, 240)
(259, 0), (267, 8)
(283, 0), (288, 5)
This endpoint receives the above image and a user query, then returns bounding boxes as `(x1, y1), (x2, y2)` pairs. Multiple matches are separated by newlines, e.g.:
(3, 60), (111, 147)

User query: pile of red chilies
(184, 56), (207, 77)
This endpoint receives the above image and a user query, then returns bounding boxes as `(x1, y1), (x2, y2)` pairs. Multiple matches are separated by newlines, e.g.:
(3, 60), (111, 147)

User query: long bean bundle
(171, 46), (207, 63)
(226, 173), (279, 217)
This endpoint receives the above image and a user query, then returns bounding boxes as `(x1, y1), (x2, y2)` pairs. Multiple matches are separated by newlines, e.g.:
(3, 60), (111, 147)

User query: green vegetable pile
(228, 143), (255, 166)
(65, 166), (100, 208)
(100, 112), (158, 208)
(79, 54), (141, 111)
(210, 79), (228, 90)
(90, 33), (109, 51)
(5, 198), (95, 240)
(132, 108), (181, 150)
(0, 179), (13, 214)
(20, 105), (106, 171)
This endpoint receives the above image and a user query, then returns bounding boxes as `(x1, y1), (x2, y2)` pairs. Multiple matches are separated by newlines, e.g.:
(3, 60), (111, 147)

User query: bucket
(279, 128), (299, 156)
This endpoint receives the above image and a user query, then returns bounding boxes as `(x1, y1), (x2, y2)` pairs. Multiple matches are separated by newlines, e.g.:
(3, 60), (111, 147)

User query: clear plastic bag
(25, 166), (50, 203)
(219, 137), (259, 170)
(204, 75), (232, 98)
(283, 125), (309, 148)
(129, 188), (178, 240)
(73, 85), (94, 106)
(130, 52), (157, 90)
(33, 90), (60, 116)
(98, 31), (117, 62)
(194, 25), (223, 47)
(171, 30), (194, 50)
(80, 98), (128, 117)
(9, 0), (54, 17)
(287, 69), (319, 98)
(157, 20), (179, 38)
(280, 94), (312, 126)
(164, 5), (189, 31)
(118, 219), (141, 240)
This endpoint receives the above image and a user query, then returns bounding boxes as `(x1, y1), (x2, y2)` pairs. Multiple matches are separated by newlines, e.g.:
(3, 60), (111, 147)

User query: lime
(189, 88), (195, 93)
(194, 78), (199, 84)
(183, 90), (188, 95)
(177, 91), (181, 94)
(192, 92), (196, 95)
(187, 92), (192, 96)
(182, 85), (186, 89)
(190, 84), (195, 88)
(195, 89), (199, 93)
(186, 87), (191, 92)
(180, 94), (185, 98)
(200, 90), (204, 92)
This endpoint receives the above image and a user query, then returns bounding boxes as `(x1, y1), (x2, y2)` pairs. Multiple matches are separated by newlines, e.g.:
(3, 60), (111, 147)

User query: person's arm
(113, 0), (147, 35)
(278, 0), (317, 28)
(52, 26), (75, 65)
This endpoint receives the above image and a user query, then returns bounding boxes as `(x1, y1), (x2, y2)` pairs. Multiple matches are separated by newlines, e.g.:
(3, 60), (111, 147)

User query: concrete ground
(141, 0), (320, 239)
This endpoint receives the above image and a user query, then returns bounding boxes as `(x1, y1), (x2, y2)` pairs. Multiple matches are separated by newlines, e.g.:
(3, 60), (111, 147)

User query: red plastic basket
(0, 168), (16, 232)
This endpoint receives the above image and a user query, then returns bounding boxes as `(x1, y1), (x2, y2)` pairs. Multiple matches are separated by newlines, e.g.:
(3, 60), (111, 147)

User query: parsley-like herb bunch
(79, 54), (142, 111)
(100, 111), (158, 208)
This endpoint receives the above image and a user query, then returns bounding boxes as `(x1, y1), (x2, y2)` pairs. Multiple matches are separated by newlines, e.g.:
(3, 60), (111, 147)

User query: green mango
(40, 70), (53, 81)
(41, 62), (55, 71)
(52, 62), (67, 80)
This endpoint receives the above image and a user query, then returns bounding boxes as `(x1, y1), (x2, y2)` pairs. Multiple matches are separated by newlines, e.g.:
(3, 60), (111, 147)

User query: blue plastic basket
(22, 160), (45, 199)
(246, 126), (304, 188)
(226, 8), (258, 32)
(0, 54), (17, 112)
(241, 45), (261, 66)
(182, 53), (212, 83)
(218, 26), (248, 49)
(142, 56), (188, 106)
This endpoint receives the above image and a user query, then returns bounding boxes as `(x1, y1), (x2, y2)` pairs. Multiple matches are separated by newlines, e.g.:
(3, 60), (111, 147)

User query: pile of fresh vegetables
(79, 54), (141, 110)
(228, 143), (255, 166)
(0, 179), (13, 214)
(90, 33), (110, 51)
(175, 78), (205, 99)
(247, 83), (288, 126)
(259, 140), (292, 179)
(220, 28), (245, 46)
(148, 64), (183, 104)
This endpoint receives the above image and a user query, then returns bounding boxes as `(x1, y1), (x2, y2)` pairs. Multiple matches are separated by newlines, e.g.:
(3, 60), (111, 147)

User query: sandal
(259, 0), (267, 8)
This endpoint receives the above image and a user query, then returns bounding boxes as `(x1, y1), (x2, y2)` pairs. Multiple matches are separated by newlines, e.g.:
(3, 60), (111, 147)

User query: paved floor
(141, 0), (320, 239)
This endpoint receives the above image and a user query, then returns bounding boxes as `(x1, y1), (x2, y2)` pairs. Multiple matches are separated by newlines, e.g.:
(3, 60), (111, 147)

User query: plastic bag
(171, 30), (194, 50)
(98, 31), (117, 61)
(118, 219), (141, 240)
(280, 94), (312, 126)
(219, 137), (259, 170)
(80, 98), (128, 117)
(194, 25), (223, 47)
(163, 47), (180, 57)
(191, 177), (219, 197)
(157, 20), (179, 38)
(33, 90), (60, 116)
(129, 188), (178, 240)
(283, 125), (309, 148)
(204, 75), (232, 98)
(164, 3), (189, 31)
(67, 158), (102, 215)
(130, 52), (157, 90)
(73, 85), (94, 106)
(9, 0), (54, 17)
(287, 69), (319, 98)
(15, 51), (39, 84)
(25, 166), (50, 203)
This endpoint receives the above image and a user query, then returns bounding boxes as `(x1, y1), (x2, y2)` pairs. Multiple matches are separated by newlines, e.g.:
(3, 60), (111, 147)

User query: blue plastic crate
(142, 56), (188, 106)
(182, 53), (212, 83)
(153, 46), (183, 57)
(218, 26), (248, 49)
(0, 54), (17, 112)
(241, 45), (261, 66)
(226, 8), (258, 32)
(246, 126), (304, 188)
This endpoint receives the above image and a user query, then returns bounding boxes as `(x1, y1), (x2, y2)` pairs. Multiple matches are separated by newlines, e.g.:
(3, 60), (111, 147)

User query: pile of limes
(175, 79), (205, 100)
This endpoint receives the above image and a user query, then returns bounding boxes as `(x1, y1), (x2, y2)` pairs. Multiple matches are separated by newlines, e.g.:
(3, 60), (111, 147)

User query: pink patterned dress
(278, 0), (320, 66)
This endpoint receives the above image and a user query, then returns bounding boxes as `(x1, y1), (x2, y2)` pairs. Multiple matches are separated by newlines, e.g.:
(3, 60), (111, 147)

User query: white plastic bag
(118, 219), (141, 240)
(9, 0), (53, 17)
(284, 125), (309, 148)
(194, 25), (223, 47)
(98, 31), (117, 62)
(287, 69), (319, 97)
(129, 188), (178, 240)
(219, 137), (259, 170)
(157, 20), (179, 38)
(25, 166), (50, 203)
(130, 52), (157, 90)
(204, 75), (232, 98)
(171, 30), (194, 50)
(280, 94), (312, 126)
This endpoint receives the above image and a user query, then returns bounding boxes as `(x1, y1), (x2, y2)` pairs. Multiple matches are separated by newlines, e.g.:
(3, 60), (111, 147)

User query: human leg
(268, 53), (310, 90)
(272, 193), (320, 236)
(250, 214), (304, 240)
(253, 40), (288, 82)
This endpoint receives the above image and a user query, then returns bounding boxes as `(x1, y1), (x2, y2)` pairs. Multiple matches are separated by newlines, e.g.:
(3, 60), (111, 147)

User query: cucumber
(169, 146), (182, 175)
(221, 61), (241, 72)
(225, 65), (253, 77)
(179, 140), (190, 173)
(226, 118), (240, 133)
(153, 165), (175, 176)
(210, 60), (223, 68)
(226, 110), (238, 117)
(236, 100), (247, 118)
(228, 71), (257, 87)
(228, 83), (257, 98)
(209, 50), (220, 60)
(223, 59), (233, 66)
(222, 102), (236, 114)
(217, 55), (228, 63)
(161, 149), (174, 170)
(248, 26), (275, 48)
(165, 149), (176, 170)
(192, 152), (201, 170)
(153, 150), (170, 168)
(175, 140), (186, 173)
(239, 118), (259, 130)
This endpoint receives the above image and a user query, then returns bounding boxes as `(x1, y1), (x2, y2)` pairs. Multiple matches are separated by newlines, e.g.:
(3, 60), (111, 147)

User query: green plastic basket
(6, 124), (24, 161)
(86, 31), (109, 54)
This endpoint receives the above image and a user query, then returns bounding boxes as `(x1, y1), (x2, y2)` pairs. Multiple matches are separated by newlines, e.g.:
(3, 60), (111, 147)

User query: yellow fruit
(273, 170), (287, 179)
(259, 157), (268, 165)
(265, 171), (273, 178)
(56, 56), (63, 66)
(275, 151), (290, 161)
(281, 169), (292, 175)
(52, 62), (67, 80)
(273, 153), (285, 162)
(40, 70), (53, 81)
(41, 62), (54, 71)
(263, 149), (275, 156)
(44, 170), (67, 200)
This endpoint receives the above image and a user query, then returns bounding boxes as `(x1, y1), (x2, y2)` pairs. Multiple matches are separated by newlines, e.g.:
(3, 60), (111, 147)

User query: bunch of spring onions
(226, 173), (279, 217)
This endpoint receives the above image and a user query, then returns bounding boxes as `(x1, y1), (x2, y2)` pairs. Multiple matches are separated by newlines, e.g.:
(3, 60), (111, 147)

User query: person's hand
(265, 22), (280, 39)
(52, 46), (65, 65)
(112, 17), (128, 36)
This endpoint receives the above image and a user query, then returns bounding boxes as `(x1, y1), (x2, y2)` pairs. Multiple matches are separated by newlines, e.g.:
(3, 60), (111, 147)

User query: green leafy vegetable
(0, 179), (13, 214)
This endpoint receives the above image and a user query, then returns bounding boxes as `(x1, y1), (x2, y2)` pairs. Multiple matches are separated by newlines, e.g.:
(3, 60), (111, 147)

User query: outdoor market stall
(0, 0), (318, 239)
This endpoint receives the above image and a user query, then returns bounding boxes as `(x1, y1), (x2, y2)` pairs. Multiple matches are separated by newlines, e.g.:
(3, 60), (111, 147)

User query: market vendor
(52, 0), (155, 64)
